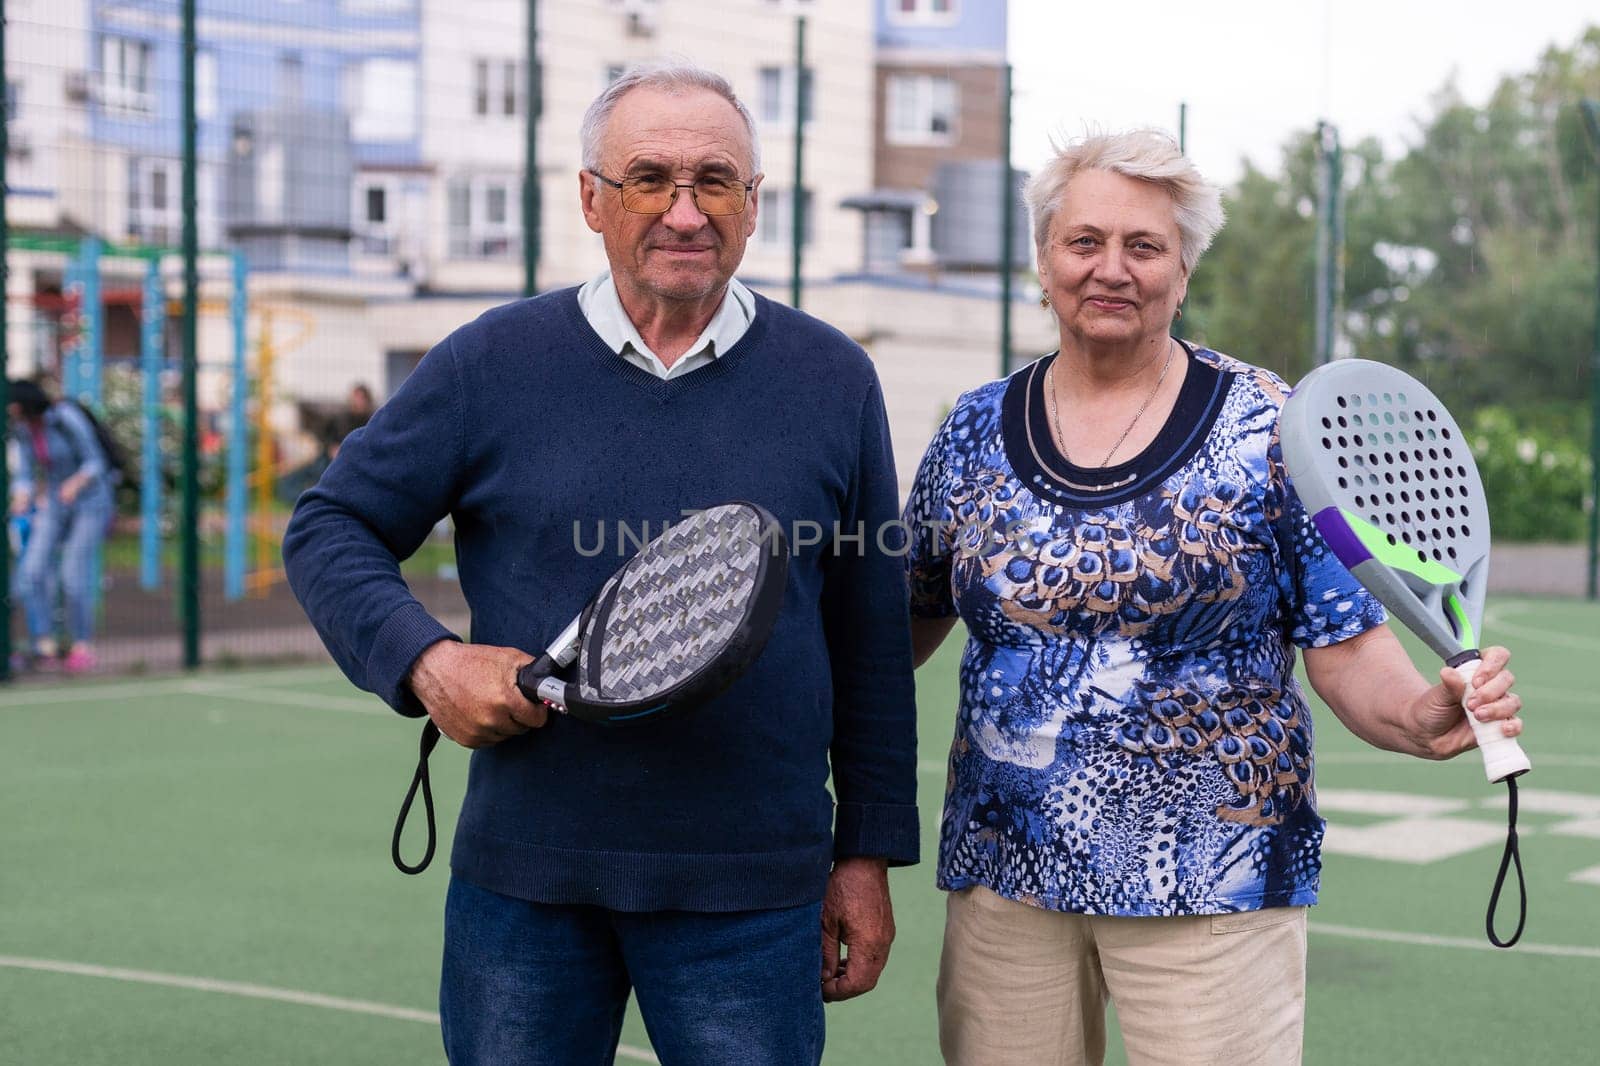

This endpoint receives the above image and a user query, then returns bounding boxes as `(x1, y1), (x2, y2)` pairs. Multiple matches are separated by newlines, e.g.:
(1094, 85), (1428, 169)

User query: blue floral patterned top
(904, 345), (1386, 915)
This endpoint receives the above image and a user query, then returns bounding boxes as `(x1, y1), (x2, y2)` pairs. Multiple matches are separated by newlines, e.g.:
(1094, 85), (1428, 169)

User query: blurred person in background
(327, 382), (375, 459)
(7, 378), (113, 673)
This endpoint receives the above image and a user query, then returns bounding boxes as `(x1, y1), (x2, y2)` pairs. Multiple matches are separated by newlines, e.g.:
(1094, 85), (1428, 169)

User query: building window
(448, 176), (521, 259)
(355, 180), (396, 254)
(756, 187), (813, 248)
(128, 157), (179, 245)
(757, 66), (812, 126)
(5, 80), (19, 121)
(886, 74), (956, 145)
(98, 35), (153, 115)
(888, 0), (957, 24)
(279, 52), (304, 105)
(473, 58), (521, 117)
(346, 58), (418, 141)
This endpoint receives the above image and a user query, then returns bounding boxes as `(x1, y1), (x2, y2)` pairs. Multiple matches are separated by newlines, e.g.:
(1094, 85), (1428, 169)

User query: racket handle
(516, 655), (570, 713)
(1450, 658), (1532, 783)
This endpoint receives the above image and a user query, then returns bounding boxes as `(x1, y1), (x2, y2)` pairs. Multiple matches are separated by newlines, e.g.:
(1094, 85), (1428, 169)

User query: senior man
(283, 62), (918, 1066)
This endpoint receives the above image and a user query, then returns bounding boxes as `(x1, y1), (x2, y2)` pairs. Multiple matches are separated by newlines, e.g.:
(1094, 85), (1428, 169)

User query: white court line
(1307, 923), (1600, 959)
(1311, 751), (1600, 767)
(0, 665), (341, 709)
(1482, 603), (1600, 653)
(0, 955), (661, 1064)
(180, 681), (387, 716)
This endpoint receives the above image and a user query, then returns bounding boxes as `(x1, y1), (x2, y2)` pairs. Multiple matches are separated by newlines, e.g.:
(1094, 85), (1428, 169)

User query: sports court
(4, 595), (1596, 1065)
(4, 7), (1599, 1059)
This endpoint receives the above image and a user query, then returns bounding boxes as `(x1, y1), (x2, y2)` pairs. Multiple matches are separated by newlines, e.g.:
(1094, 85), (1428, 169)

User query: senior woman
(903, 130), (1525, 1066)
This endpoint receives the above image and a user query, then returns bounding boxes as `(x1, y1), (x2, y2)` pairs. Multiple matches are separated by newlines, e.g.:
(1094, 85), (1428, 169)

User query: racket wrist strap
(1485, 776), (1526, 948)
(392, 721), (442, 875)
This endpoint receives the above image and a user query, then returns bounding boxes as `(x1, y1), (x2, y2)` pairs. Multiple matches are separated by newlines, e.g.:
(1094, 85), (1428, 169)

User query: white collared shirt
(576, 271), (756, 380)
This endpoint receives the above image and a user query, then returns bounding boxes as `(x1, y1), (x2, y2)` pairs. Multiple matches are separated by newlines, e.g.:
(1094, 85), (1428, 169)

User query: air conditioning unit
(64, 70), (91, 103)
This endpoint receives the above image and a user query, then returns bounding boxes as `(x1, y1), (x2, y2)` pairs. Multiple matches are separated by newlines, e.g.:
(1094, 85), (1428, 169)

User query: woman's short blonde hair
(1024, 129), (1224, 275)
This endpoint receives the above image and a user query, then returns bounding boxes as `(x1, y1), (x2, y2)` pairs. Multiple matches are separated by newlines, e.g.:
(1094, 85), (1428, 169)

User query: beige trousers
(937, 887), (1307, 1066)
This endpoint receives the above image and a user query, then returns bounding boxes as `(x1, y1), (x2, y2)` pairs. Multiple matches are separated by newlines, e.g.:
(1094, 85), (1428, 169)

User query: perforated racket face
(1280, 360), (1489, 658)
(576, 503), (780, 702)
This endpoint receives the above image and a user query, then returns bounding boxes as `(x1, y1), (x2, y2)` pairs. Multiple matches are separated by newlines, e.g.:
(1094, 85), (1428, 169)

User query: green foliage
(98, 363), (230, 516)
(1191, 28), (1600, 384)
(1183, 25), (1600, 541)
(1466, 406), (1592, 542)
(1185, 156), (1318, 380)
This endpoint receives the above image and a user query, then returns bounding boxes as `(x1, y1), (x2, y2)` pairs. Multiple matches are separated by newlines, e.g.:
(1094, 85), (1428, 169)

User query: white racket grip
(1451, 659), (1532, 783)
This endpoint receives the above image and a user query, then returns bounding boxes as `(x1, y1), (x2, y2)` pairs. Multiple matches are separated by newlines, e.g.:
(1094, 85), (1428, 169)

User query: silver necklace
(1045, 340), (1175, 472)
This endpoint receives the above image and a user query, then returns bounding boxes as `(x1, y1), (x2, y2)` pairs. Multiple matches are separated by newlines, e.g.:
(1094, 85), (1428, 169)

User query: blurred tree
(1189, 26), (1599, 414)
(1184, 140), (1318, 381)
(1185, 27), (1597, 542)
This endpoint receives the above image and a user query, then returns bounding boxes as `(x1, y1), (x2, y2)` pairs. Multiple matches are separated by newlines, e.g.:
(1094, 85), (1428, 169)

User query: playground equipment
(241, 303), (315, 597)
(7, 234), (292, 603)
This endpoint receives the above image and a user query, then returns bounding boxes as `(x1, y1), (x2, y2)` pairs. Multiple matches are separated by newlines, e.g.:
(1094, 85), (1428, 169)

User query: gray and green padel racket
(393, 501), (788, 874)
(1280, 359), (1529, 946)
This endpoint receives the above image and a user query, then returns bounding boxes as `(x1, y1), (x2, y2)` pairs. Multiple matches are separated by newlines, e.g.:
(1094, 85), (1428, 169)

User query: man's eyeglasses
(589, 171), (755, 216)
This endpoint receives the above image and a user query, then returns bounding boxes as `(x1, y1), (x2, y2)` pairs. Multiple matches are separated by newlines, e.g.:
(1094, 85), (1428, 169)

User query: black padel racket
(1280, 359), (1530, 946)
(393, 501), (789, 874)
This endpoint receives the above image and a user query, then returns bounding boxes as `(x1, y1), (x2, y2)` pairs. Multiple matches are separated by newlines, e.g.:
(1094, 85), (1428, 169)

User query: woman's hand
(1305, 626), (1525, 761)
(1405, 645), (1523, 760)
(9, 489), (32, 516)
(59, 472), (89, 505)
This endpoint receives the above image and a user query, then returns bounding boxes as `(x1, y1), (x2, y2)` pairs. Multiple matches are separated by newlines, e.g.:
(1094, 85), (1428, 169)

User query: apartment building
(3, 0), (1052, 472)
(846, 0), (1027, 274)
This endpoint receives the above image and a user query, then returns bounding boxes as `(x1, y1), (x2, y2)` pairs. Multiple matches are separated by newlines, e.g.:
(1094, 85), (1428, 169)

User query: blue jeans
(14, 486), (112, 646)
(440, 877), (825, 1066)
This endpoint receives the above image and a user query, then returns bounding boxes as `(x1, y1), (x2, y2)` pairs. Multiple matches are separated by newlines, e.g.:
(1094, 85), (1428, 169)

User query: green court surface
(3, 597), (1597, 1064)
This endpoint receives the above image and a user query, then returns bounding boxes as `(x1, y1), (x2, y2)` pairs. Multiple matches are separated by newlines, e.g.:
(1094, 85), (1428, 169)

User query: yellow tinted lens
(620, 177), (674, 213)
(694, 179), (745, 215)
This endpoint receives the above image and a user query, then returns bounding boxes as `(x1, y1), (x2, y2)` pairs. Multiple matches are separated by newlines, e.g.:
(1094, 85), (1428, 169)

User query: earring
(1039, 294), (1051, 308)
(1174, 306), (1183, 320)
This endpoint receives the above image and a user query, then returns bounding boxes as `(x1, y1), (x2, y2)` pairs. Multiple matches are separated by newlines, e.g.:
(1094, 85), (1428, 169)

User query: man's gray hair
(580, 61), (762, 177)
(1024, 129), (1224, 275)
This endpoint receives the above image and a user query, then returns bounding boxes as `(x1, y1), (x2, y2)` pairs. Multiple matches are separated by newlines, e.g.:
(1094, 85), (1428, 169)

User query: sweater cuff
(366, 602), (459, 717)
(834, 802), (920, 866)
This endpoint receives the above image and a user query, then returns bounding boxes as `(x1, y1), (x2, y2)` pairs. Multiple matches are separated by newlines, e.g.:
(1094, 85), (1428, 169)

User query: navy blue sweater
(283, 288), (919, 911)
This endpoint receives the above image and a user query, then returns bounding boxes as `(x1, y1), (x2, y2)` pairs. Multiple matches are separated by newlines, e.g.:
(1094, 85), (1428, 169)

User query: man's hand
(820, 856), (895, 1002)
(407, 640), (548, 748)
(1410, 644), (1524, 759)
